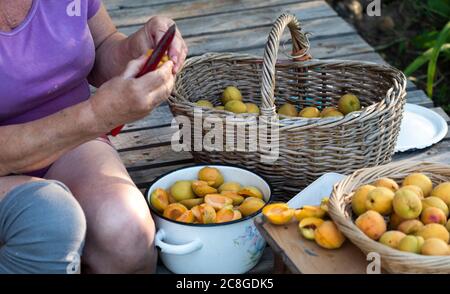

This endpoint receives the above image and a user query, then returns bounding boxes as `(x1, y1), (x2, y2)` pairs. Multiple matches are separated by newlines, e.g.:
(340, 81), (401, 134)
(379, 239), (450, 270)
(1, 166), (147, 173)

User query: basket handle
(261, 13), (311, 116)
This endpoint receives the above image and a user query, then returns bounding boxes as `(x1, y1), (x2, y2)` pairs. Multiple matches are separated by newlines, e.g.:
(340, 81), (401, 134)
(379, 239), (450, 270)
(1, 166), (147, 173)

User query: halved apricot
(191, 205), (202, 222)
(167, 191), (177, 204)
(233, 210), (242, 221)
(216, 206), (235, 223)
(204, 194), (233, 211)
(191, 180), (217, 197)
(163, 203), (188, 220)
(262, 203), (294, 225)
(298, 217), (325, 240)
(294, 205), (326, 221)
(238, 186), (263, 199)
(179, 198), (204, 209)
(220, 191), (244, 205)
(199, 203), (217, 224)
(218, 182), (241, 193)
(238, 197), (266, 217)
(150, 188), (169, 212)
(176, 210), (195, 223)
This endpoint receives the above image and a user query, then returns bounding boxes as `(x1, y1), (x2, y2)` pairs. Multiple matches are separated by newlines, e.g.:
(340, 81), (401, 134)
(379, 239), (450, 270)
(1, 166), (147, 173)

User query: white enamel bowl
(146, 165), (272, 274)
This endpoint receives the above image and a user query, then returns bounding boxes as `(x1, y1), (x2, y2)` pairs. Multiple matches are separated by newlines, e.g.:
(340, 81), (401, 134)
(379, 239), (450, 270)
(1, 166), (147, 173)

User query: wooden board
(254, 217), (368, 274)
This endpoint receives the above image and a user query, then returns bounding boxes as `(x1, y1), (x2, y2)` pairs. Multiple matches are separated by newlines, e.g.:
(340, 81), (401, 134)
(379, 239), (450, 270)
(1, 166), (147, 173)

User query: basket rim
(328, 160), (450, 272)
(170, 52), (407, 129)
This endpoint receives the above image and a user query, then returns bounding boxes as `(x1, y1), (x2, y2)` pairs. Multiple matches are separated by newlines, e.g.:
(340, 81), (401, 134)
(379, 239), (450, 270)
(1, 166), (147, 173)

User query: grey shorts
(0, 180), (86, 274)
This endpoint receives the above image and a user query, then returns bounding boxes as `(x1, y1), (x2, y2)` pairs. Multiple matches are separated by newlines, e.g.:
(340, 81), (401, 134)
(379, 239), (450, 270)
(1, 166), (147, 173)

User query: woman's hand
(127, 16), (188, 74)
(90, 55), (175, 132)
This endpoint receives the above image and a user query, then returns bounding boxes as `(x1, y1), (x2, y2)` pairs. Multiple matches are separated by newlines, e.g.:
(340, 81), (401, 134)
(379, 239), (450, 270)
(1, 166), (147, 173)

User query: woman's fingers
(168, 30), (188, 73)
(122, 54), (147, 79)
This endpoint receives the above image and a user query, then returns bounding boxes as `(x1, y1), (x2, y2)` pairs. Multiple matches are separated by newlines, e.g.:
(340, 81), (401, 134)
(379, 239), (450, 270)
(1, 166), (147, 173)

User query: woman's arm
(0, 58), (175, 176)
(88, 4), (187, 87)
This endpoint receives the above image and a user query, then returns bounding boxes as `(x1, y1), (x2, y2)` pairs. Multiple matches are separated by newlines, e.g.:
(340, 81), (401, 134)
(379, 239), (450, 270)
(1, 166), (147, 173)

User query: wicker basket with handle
(169, 13), (407, 201)
(329, 161), (450, 274)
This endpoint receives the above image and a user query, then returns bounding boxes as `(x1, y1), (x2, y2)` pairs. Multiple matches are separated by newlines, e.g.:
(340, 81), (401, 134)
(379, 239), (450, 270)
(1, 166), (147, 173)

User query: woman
(0, 0), (187, 273)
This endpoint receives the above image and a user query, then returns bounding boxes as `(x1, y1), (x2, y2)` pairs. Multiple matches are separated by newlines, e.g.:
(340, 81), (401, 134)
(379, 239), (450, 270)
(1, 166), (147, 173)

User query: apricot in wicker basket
(238, 186), (263, 199)
(393, 189), (422, 219)
(198, 167), (224, 188)
(163, 203), (188, 221)
(422, 196), (449, 216)
(397, 219), (424, 235)
(355, 210), (386, 240)
(191, 180), (217, 197)
(365, 187), (395, 215)
(398, 185), (424, 199)
(238, 197), (265, 217)
(195, 100), (213, 108)
(314, 221), (346, 249)
(416, 223), (449, 243)
(402, 173), (433, 197)
(337, 94), (360, 115)
(372, 177), (399, 192)
(277, 103), (297, 117)
(262, 203), (294, 225)
(398, 235), (424, 254)
(321, 108), (344, 118)
(379, 230), (406, 249)
(225, 100), (247, 114)
(221, 86), (243, 105)
(245, 103), (260, 114)
(220, 191), (244, 205)
(421, 207), (447, 225)
(170, 180), (195, 202)
(421, 238), (450, 256)
(298, 107), (320, 118)
(389, 213), (407, 229)
(351, 184), (376, 216)
(298, 217), (324, 240)
(150, 188), (169, 212)
(431, 182), (450, 206)
(215, 106), (225, 110)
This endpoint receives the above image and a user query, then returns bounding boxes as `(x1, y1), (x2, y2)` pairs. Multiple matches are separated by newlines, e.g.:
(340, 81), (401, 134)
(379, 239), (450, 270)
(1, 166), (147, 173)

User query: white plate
(395, 103), (448, 153)
(287, 172), (346, 208)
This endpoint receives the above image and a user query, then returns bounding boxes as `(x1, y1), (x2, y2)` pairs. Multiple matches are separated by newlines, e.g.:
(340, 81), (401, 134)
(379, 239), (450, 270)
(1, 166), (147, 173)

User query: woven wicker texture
(329, 161), (450, 274)
(169, 13), (407, 201)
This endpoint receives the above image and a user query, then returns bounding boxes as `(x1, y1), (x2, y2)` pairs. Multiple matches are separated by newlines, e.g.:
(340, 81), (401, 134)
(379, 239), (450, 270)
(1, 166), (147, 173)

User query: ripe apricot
(238, 186), (263, 199)
(314, 221), (346, 249)
(373, 178), (399, 192)
(298, 217), (324, 240)
(198, 167), (224, 188)
(262, 203), (294, 225)
(191, 180), (217, 197)
(179, 198), (204, 209)
(170, 180), (195, 201)
(204, 194), (233, 211)
(417, 223), (450, 243)
(397, 219), (424, 235)
(379, 231), (406, 249)
(176, 210), (195, 223)
(399, 185), (424, 199)
(294, 205), (326, 221)
(398, 235), (424, 254)
(163, 203), (188, 221)
(220, 191), (244, 205)
(402, 173), (433, 197)
(355, 210), (387, 240)
(431, 182), (450, 206)
(422, 196), (449, 217)
(365, 187), (395, 215)
(421, 207), (447, 225)
(150, 188), (169, 212)
(238, 197), (265, 217)
(351, 185), (376, 216)
(216, 206), (235, 223)
(421, 238), (450, 256)
(218, 182), (241, 193)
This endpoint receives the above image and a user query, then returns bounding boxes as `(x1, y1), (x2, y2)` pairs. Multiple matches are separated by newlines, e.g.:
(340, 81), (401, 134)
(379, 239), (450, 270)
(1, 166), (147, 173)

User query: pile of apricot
(351, 174), (450, 256)
(149, 166), (266, 224)
(262, 199), (346, 250)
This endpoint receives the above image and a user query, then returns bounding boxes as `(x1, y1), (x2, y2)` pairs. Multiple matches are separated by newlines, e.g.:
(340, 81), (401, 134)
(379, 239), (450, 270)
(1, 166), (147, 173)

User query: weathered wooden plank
(104, 0), (191, 11)
(110, 0), (330, 27)
(431, 107), (450, 124)
(122, 103), (173, 131)
(406, 90), (433, 108)
(110, 126), (175, 151)
(118, 1), (337, 37)
(120, 145), (193, 170)
(393, 139), (450, 164)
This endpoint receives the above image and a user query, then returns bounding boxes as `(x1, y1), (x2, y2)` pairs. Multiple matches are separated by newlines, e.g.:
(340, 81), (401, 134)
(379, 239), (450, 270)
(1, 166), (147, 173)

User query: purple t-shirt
(0, 0), (101, 126)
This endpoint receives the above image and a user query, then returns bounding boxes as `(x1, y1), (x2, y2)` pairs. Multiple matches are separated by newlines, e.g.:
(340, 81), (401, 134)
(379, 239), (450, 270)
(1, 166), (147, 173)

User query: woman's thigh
(44, 139), (155, 272)
(0, 175), (44, 200)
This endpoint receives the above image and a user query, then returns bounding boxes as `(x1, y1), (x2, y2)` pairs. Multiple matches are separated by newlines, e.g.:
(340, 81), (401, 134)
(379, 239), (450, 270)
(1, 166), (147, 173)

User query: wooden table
(103, 0), (450, 273)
